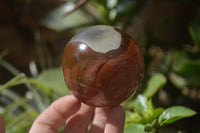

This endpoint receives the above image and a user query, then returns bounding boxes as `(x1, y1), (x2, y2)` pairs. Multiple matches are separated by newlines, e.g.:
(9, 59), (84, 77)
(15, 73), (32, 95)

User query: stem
(0, 59), (21, 76)
(0, 74), (24, 93)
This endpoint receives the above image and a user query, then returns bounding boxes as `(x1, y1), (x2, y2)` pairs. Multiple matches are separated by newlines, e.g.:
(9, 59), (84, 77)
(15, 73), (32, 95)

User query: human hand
(29, 95), (125, 133)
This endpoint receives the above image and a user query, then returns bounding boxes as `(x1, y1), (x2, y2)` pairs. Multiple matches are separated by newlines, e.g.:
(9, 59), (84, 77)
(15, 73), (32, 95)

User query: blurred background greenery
(0, 0), (200, 132)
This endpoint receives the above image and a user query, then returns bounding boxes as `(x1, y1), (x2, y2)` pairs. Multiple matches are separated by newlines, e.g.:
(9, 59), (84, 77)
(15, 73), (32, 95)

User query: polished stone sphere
(61, 25), (144, 107)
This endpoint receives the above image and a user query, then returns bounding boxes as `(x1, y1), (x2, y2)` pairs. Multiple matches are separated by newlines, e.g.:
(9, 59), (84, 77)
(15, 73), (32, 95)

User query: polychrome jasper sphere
(61, 25), (144, 107)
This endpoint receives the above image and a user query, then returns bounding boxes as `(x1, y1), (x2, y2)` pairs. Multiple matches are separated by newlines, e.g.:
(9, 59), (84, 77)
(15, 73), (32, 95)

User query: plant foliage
(0, 0), (199, 132)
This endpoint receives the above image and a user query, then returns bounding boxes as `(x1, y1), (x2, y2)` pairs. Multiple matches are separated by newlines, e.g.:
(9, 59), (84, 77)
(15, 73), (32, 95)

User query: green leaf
(0, 49), (8, 59)
(42, 3), (91, 31)
(169, 72), (187, 89)
(0, 59), (21, 76)
(159, 52), (173, 73)
(0, 74), (25, 93)
(6, 111), (38, 129)
(27, 78), (52, 95)
(143, 73), (167, 98)
(189, 17), (200, 50)
(2, 98), (29, 115)
(158, 106), (196, 125)
(38, 68), (71, 96)
(134, 95), (154, 120)
(178, 60), (200, 74)
(152, 108), (164, 119)
(125, 73), (167, 110)
(172, 51), (189, 72)
(6, 123), (32, 133)
(124, 124), (145, 133)
(172, 51), (200, 74)
(1, 89), (21, 102)
(125, 110), (141, 123)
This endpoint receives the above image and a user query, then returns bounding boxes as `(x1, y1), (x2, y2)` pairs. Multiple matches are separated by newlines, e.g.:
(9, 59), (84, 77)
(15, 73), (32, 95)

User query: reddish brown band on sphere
(61, 25), (144, 107)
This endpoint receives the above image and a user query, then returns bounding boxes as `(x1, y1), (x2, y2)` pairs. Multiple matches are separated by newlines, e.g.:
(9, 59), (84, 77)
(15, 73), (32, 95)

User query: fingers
(29, 95), (81, 133)
(0, 115), (6, 133)
(105, 106), (125, 133)
(29, 95), (125, 133)
(90, 106), (125, 133)
(64, 103), (94, 133)
(89, 108), (111, 133)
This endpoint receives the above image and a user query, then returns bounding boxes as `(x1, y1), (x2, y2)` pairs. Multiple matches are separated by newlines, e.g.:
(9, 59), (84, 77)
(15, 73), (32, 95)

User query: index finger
(29, 95), (81, 133)
(105, 106), (125, 133)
